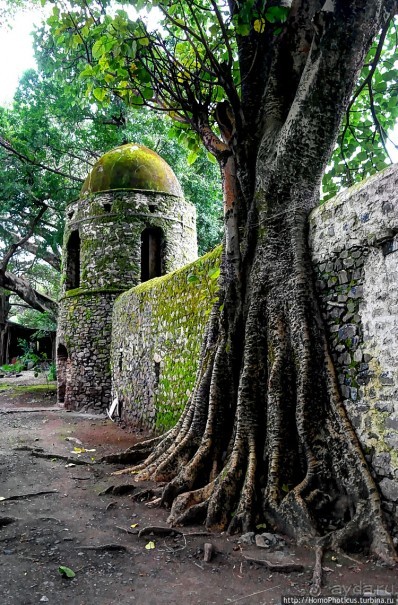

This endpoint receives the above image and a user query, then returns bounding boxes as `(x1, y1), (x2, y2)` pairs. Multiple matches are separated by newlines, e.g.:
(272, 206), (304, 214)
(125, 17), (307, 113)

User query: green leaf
(142, 87), (154, 100)
(93, 88), (107, 102)
(187, 273), (200, 284)
(265, 6), (290, 23)
(253, 18), (265, 33)
(79, 64), (93, 78)
(58, 566), (76, 578)
(208, 266), (220, 280)
(187, 150), (199, 165)
(235, 22), (251, 36)
(92, 38), (105, 59)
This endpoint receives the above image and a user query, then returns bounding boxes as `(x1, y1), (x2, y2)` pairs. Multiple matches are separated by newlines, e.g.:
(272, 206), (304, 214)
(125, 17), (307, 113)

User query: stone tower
(56, 143), (197, 412)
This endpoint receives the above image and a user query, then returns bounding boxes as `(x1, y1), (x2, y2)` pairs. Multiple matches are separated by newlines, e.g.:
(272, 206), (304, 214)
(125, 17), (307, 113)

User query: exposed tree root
(76, 544), (129, 552)
(310, 546), (323, 596)
(131, 487), (164, 502)
(30, 450), (92, 465)
(98, 484), (136, 496)
(243, 555), (306, 573)
(138, 526), (183, 538)
(100, 435), (164, 465)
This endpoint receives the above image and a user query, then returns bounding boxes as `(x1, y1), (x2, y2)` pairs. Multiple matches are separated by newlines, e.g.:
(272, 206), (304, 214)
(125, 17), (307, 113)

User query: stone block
(379, 479), (398, 502)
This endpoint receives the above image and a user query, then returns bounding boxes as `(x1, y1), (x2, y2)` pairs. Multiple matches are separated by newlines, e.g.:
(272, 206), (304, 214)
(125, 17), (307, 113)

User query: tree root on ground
(243, 555), (306, 573)
(30, 450), (92, 465)
(98, 484), (137, 496)
(0, 490), (58, 501)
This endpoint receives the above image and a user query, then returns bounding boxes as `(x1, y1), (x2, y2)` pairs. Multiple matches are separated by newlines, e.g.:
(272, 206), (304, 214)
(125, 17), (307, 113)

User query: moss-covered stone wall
(57, 184), (198, 413)
(111, 246), (221, 432)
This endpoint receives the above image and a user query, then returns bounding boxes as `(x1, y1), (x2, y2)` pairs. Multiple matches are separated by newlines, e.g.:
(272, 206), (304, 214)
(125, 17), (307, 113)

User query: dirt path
(0, 375), (396, 605)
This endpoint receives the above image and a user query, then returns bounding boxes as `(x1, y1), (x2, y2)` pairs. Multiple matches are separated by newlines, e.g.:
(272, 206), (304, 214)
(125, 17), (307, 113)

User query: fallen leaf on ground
(145, 541), (155, 550)
(58, 565), (76, 578)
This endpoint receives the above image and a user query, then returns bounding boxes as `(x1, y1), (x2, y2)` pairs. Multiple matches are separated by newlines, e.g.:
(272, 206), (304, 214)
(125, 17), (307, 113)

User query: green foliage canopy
(37, 0), (397, 200)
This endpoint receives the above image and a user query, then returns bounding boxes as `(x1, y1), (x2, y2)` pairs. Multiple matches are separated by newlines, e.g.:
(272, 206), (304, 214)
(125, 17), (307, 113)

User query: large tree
(40, 0), (398, 572)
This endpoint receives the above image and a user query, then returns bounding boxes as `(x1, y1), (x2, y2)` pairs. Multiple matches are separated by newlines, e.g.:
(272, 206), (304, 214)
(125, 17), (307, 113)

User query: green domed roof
(81, 143), (183, 197)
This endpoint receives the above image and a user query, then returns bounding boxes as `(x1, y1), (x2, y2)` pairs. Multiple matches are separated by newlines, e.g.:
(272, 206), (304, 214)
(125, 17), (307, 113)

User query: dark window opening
(57, 343), (68, 404)
(65, 230), (81, 290)
(382, 238), (398, 257)
(148, 204), (157, 213)
(154, 361), (160, 388)
(141, 227), (163, 282)
(57, 344), (68, 360)
(103, 203), (112, 213)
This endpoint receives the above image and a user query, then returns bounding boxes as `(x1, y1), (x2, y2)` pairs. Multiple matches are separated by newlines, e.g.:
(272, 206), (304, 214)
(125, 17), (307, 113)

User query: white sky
(0, 7), (48, 107)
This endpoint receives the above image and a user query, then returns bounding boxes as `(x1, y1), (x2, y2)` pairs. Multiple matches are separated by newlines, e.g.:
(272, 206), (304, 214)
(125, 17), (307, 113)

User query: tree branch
(0, 271), (58, 318)
(0, 205), (48, 272)
(0, 136), (84, 183)
(9, 237), (61, 273)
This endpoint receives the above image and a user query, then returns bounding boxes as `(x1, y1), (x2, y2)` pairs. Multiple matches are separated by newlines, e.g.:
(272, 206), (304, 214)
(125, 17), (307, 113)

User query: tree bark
(0, 291), (11, 365)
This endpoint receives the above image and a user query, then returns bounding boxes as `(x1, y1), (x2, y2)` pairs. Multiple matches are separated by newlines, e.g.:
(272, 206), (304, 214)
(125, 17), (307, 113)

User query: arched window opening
(65, 230), (80, 290)
(141, 227), (163, 282)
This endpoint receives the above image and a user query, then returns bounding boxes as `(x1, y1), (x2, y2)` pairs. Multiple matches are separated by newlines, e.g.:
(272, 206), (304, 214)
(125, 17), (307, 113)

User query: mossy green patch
(61, 287), (126, 300)
(0, 383), (57, 392)
(112, 245), (223, 433)
(80, 143), (183, 198)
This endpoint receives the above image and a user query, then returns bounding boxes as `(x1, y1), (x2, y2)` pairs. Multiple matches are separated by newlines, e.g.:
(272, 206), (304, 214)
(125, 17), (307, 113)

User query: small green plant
(47, 362), (57, 382)
(17, 338), (41, 369)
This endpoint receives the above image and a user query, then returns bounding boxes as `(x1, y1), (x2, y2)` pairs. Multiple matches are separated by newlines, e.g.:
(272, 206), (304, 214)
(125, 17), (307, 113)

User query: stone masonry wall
(111, 247), (221, 432)
(57, 188), (197, 412)
(309, 164), (398, 520)
(57, 291), (118, 411)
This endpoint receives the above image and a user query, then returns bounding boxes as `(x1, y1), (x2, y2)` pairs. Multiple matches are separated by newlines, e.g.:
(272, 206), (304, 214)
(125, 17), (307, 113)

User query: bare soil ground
(0, 373), (397, 605)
